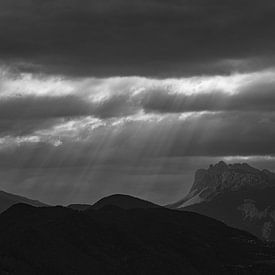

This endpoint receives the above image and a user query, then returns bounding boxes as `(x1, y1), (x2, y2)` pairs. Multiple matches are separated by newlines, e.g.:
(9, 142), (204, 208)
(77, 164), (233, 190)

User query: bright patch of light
(36, 117), (106, 140)
(178, 111), (219, 121)
(223, 155), (275, 162)
(1, 67), (275, 101)
(0, 71), (75, 98)
(0, 135), (41, 149)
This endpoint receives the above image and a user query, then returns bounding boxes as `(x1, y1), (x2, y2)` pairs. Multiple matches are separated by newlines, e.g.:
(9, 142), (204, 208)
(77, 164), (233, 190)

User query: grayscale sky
(0, 0), (275, 205)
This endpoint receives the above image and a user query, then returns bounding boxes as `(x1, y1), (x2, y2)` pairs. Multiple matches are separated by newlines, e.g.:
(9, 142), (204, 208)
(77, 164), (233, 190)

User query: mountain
(169, 161), (275, 240)
(0, 190), (47, 213)
(90, 194), (161, 210)
(0, 202), (275, 274)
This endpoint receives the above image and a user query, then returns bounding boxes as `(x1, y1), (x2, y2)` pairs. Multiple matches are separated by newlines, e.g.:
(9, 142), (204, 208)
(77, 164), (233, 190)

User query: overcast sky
(0, 0), (275, 205)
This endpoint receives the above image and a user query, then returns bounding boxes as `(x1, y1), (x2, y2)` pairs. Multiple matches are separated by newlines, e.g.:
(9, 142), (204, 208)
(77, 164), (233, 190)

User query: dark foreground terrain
(0, 195), (275, 274)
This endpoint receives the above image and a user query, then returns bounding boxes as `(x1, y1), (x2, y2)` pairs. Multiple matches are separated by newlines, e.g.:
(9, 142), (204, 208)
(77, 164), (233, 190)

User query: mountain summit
(169, 162), (275, 240)
(193, 161), (275, 194)
(90, 194), (160, 210)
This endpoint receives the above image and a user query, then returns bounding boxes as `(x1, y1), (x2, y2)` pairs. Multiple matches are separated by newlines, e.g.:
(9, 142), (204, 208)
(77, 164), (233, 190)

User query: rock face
(191, 161), (275, 200)
(169, 161), (275, 240)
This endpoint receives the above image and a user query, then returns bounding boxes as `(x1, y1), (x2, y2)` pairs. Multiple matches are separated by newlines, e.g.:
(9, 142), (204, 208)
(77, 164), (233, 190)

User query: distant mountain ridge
(169, 161), (275, 240)
(0, 190), (47, 213)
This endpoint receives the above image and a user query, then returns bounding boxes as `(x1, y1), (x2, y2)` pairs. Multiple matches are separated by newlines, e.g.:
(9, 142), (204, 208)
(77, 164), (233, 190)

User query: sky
(0, 0), (275, 205)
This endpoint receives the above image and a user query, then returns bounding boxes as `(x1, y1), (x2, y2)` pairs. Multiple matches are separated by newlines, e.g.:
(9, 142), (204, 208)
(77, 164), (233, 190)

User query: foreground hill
(0, 190), (47, 213)
(67, 203), (91, 211)
(90, 194), (161, 210)
(0, 198), (275, 274)
(169, 161), (275, 240)
(68, 194), (160, 211)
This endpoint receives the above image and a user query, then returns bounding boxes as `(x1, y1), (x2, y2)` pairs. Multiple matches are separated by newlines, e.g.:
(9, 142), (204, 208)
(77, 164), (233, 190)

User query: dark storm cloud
(1, 70), (275, 138)
(0, 94), (136, 119)
(2, 72), (275, 118)
(0, 93), (136, 136)
(1, 111), (275, 169)
(0, 118), (62, 137)
(140, 82), (275, 113)
(166, 112), (275, 157)
(0, 95), (90, 119)
(113, 112), (275, 157)
(0, 108), (275, 204)
(0, 0), (275, 76)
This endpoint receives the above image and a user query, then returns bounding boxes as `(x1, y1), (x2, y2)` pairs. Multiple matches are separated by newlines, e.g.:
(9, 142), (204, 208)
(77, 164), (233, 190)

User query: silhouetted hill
(0, 190), (47, 213)
(67, 204), (91, 211)
(90, 194), (161, 210)
(0, 202), (275, 274)
(169, 162), (275, 240)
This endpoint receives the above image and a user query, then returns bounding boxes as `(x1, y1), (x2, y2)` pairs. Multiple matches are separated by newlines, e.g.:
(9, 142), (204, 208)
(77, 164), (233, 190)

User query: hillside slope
(0, 190), (47, 213)
(0, 201), (274, 274)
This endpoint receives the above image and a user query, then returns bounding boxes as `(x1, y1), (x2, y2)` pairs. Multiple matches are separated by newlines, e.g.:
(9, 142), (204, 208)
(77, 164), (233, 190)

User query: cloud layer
(1, 69), (275, 122)
(0, 69), (275, 171)
(0, 0), (275, 76)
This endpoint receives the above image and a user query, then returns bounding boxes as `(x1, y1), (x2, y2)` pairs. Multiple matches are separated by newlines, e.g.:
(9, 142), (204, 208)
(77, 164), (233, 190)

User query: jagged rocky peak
(213, 160), (228, 170)
(191, 161), (275, 198)
(168, 161), (275, 241)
